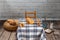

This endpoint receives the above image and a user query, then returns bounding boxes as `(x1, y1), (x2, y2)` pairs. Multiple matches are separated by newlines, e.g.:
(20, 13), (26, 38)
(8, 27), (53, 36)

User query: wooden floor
(0, 26), (60, 40)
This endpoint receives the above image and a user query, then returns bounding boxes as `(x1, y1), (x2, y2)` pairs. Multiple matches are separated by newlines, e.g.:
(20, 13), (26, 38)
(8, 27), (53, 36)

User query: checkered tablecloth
(17, 24), (46, 40)
(17, 18), (46, 40)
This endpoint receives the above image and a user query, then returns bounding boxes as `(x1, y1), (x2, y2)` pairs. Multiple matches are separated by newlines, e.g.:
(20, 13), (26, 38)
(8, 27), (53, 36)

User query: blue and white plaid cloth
(17, 18), (46, 40)
(17, 24), (46, 40)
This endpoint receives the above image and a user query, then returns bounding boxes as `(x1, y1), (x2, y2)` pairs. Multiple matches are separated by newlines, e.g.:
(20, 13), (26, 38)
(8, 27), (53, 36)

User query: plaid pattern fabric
(17, 24), (46, 40)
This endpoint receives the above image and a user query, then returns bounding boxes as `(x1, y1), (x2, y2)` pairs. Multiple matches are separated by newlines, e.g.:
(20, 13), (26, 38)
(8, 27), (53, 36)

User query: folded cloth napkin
(17, 24), (46, 40)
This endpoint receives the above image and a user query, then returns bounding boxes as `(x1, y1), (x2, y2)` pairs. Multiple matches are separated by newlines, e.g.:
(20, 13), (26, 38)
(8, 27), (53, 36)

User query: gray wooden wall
(0, 0), (60, 19)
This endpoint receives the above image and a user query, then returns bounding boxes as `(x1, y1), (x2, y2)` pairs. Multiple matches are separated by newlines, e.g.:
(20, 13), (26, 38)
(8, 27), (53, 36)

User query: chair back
(25, 11), (36, 18)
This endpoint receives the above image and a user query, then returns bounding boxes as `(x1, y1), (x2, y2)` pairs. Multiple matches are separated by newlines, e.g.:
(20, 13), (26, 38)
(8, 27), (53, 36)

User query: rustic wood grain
(0, 27), (4, 37)
(54, 29), (60, 40)
(0, 30), (11, 40)
(46, 33), (51, 40)
(51, 33), (56, 40)
(9, 32), (16, 40)
(46, 33), (54, 40)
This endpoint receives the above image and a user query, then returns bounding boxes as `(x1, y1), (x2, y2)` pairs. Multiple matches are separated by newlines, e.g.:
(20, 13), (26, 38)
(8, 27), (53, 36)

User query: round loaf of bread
(3, 19), (19, 31)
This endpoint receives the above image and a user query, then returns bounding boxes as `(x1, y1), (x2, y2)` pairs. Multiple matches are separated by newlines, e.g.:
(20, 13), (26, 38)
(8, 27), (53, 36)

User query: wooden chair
(25, 11), (36, 18)
(25, 11), (41, 26)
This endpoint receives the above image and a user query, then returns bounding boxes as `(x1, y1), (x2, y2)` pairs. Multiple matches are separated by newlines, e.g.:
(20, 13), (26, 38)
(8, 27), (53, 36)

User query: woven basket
(3, 21), (18, 31)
